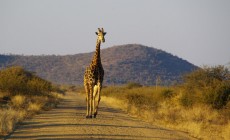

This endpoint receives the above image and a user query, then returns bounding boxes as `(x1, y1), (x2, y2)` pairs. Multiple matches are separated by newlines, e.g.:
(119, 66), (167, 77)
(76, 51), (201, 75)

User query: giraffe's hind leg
(94, 83), (102, 118)
(93, 85), (99, 118)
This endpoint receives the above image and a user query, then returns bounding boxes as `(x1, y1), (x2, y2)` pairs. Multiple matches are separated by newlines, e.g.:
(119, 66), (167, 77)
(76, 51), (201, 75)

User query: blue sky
(0, 0), (230, 66)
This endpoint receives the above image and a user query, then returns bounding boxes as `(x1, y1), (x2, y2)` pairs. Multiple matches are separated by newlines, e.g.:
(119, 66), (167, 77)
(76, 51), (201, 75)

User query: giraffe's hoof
(86, 116), (92, 119)
(94, 112), (97, 118)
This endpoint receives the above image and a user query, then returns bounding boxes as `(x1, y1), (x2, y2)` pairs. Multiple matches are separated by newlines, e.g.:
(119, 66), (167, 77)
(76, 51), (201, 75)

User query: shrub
(51, 85), (66, 94)
(27, 103), (42, 113)
(184, 65), (229, 89)
(11, 95), (26, 109)
(204, 82), (230, 109)
(161, 89), (174, 99)
(0, 66), (29, 95)
(0, 66), (52, 96)
(180, 92), (194, 107)
(27, 77), (52, 96)
(0, 109), (25, 135)
(125, 82), (142, 89)
(126, 93), (158, 109)
(183, 65), (230, 109)
(0, 67), (62, 136)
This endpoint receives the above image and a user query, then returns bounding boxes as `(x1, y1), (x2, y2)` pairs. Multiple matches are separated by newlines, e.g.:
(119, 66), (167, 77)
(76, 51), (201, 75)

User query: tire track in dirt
(4, 92), (196, 140)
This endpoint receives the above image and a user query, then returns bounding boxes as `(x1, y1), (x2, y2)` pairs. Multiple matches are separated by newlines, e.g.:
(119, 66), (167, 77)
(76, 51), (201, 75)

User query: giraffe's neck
(91, 39), (101, 66)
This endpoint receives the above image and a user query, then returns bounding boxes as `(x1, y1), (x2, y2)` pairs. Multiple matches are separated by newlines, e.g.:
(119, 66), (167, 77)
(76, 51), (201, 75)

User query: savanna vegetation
(1, 64), (229, 139)
(0, 66), (64, 136)
(101, 65), (230, 140)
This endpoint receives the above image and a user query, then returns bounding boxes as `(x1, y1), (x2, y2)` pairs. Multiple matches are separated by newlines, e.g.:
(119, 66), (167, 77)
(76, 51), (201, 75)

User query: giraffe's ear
(95, 32), (98, 35)
(103, 32), (107, 36)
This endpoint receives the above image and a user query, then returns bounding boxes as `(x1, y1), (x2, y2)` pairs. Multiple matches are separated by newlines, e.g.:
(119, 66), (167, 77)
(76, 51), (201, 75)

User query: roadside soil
(4, 92), (196, 140)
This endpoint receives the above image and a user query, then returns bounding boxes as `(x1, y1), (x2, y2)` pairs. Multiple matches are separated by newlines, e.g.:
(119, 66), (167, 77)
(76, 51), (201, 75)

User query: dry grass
(0, 67), (64, 137)
(222, 123), (230, 140)
(27, 103), (42, 113)
(51, 92), (64, 99)
(11, 95), (26, 109)
(102, 96), (128, 110)
(0, 93), (62, 137)
(0, 109), (26, 135)
(102, 85), (230, 140)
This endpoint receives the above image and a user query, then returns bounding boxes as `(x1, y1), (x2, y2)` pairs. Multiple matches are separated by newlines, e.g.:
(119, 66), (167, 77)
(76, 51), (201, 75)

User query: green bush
(125, 82), (142, 89)
(204, 82), (230, 109)
(0, 66), (52, 96)
(180, 92), (194, 107)
(161, 89), (174, 99)
(27, 77), (52, 96)
(126, 93), (158, 109)
(51, 85), (66, 94)
(0, 66), (29, 95)
(183, 65), (230, 109)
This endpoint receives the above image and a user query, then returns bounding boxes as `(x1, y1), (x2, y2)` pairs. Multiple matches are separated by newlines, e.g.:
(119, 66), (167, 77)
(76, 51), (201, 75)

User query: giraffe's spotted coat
(84, 28), (106, 118)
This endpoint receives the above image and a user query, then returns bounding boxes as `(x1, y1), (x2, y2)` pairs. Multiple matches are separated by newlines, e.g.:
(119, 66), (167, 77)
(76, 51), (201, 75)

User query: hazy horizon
(1, 0), (230, 66)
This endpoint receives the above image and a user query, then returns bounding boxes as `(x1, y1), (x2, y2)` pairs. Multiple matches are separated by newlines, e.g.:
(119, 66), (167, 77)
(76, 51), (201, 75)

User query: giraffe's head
(96, 28), (106, 43)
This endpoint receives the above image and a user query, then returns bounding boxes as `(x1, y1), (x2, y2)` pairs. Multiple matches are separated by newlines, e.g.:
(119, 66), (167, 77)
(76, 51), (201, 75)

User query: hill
(0, 44), (198, 85)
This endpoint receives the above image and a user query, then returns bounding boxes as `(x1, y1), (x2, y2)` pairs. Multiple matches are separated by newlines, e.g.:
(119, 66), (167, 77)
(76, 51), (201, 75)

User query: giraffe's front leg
(94, 83), (102, 118)
(89, 87), (94, 118)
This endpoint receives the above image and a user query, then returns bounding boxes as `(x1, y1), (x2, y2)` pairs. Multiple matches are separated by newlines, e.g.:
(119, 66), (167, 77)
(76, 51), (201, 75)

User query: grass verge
(101, 85), (230, 140)
(0, 92), (63, 136)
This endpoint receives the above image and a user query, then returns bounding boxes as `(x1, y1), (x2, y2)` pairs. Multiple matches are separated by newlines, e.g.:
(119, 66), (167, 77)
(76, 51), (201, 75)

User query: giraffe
(84, 28), (106, 118)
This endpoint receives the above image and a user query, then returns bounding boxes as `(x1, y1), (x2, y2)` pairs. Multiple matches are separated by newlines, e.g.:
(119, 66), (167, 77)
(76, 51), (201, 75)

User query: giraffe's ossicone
(84, 28), (106, 118)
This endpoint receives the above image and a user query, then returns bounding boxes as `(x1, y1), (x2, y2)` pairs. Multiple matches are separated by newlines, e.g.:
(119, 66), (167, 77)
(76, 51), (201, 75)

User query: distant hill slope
(0, 44), (198, 85)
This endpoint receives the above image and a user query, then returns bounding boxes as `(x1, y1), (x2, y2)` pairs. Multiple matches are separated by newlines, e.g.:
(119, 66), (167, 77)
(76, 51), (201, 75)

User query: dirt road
(5, 92), (196, 140)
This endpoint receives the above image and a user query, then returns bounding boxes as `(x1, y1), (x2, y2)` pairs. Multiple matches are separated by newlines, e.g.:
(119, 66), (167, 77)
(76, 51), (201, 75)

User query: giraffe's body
(84, 28), (106, 118)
